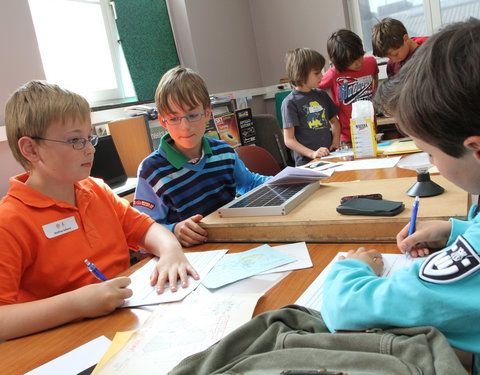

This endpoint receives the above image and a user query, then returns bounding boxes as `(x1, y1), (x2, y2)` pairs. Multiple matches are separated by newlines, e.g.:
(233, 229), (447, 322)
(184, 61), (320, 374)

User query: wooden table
(201, 158), (469, 243)
(1, 156), (472, 373)
(0, 242), (402, 374)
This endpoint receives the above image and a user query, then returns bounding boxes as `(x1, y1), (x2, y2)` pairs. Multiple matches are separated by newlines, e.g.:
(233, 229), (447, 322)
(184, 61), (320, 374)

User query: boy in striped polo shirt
(134, 66), (270, 247)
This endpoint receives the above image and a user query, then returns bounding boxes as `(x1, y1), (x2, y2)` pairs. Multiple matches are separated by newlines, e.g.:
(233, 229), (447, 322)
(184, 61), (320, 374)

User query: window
(28, 0), (135, 106)
(348, 0), (480, 52)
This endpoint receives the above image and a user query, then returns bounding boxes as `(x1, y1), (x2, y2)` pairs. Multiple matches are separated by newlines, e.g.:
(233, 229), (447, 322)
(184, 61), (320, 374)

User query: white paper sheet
(26, 336), (111, 375)
(295, 252), (422, 311)
(260, 242), (312, 274)
(331, 156), (401, 172)
(321, 149), (354, 159)
(123, 249), (227, 307)
(96, 293), (262, 375)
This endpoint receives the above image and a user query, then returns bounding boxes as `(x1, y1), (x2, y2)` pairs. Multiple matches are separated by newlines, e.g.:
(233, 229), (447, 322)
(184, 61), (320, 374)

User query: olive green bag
(169, 305), (467, 375)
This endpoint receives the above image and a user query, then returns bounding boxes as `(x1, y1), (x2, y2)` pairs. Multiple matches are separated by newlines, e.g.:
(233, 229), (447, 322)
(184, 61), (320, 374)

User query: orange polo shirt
(0, 174), (154, 304)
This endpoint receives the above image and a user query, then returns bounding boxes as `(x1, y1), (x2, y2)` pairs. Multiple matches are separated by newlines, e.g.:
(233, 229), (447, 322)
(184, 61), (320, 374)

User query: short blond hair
(155, 66), (210, 116)
(5, 80), (91, 170)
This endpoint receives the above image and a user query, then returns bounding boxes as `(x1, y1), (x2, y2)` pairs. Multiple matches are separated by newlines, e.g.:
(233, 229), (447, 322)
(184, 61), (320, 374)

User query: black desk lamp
(398, 152), (445, 197)
(406, 167), (445, 197)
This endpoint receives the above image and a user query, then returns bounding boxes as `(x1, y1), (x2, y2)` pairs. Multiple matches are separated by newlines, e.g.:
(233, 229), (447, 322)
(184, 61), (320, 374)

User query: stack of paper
(267, 165), (335, 185)
(378, 138), (421, 155)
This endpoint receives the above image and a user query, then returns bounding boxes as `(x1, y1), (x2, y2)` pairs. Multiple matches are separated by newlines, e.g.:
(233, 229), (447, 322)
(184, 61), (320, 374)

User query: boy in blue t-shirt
(134, 66), (269, 247)
(281, 48), (341, 166)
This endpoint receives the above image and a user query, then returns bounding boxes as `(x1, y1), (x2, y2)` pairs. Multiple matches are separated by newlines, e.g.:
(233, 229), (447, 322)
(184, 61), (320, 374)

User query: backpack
(169, 304), (467, 375)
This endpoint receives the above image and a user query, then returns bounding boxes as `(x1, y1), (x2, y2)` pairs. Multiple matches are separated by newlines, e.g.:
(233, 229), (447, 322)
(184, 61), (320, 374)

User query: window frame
(28, 0), (136, 107)
(346, 0), (446, 53)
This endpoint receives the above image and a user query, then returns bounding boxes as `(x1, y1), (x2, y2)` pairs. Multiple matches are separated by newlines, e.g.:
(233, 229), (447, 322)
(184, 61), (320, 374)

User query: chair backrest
(251, 114), (293, 168)
(235, 145), (282, 176)
(106, 116), (153, 177)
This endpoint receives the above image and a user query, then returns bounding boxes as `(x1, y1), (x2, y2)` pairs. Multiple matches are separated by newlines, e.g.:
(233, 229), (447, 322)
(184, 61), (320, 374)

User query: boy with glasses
(0, 80), (198, 340)
(134, 66), (270, 247)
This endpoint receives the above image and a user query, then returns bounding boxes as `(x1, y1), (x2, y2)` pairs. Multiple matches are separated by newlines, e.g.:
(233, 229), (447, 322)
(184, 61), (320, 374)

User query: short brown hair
(5, 80), (91, 170)
(327, 29), (365, 73)
(285, 48), (325, 87)
(375, 18), (480, 158)
(155, 66), (210, 116)
(371, 18), (408, 57)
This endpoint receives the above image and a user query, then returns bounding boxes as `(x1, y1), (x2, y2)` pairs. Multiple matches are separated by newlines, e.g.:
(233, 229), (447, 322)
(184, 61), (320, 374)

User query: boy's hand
(76, 277), (132, 317)
(312, 147), (330, 159)
(330, 140), (340, 151)
(174, 214), (208, 247)
(338, 247), (384, 276)
(396, 220), (452, 257)
(150, 250), (200, 294)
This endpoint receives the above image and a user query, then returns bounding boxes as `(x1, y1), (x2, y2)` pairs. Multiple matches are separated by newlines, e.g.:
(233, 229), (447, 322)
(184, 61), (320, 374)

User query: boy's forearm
(141, 223), (183, 257)
(330, 118), (341, 145)
(284, 137), (315, 159)
(0, 292), (85, 341)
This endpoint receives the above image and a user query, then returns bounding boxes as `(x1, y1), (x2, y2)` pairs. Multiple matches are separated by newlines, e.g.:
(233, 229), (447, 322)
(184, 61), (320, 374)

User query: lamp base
(407, 171), (444, 197)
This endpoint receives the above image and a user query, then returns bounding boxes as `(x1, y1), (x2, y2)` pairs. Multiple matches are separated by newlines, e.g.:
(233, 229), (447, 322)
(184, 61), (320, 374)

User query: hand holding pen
(81, 259), (132, 315)
(397, 197), (452, 258)
(397, 218), (453, 258)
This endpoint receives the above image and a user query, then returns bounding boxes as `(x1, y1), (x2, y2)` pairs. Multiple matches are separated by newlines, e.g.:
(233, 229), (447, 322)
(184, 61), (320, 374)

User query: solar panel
(218, 182), (319, 217)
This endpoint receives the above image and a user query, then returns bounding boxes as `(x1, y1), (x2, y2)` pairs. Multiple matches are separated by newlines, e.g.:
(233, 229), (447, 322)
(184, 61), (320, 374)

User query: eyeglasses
(162, 111), (206, 126)
(32, 135), (99, 150)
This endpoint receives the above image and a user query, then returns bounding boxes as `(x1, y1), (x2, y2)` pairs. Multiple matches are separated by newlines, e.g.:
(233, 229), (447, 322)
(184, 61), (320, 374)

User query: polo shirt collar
(160, 133), (212, 169)
(8, 173), (93, 209)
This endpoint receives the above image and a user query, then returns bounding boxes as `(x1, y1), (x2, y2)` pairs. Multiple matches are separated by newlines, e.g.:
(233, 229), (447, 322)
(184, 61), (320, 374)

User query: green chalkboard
(114, 0), (179, 101)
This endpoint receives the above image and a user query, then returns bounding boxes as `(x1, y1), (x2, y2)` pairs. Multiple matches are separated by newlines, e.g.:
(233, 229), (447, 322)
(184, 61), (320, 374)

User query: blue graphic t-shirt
(281, 88), (339, 166)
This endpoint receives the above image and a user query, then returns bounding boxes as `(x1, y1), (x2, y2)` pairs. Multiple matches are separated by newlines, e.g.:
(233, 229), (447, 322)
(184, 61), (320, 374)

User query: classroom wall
(169, 0), (263, 94)
(168, 0), (347, 92)
(0, 0), (347, 197)
(249, 0), (347, 86)
(0, 0), (45, 126)
(0, 0), (43, 195)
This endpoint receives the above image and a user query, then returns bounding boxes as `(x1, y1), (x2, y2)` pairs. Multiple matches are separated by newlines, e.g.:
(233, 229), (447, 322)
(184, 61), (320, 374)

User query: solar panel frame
(217, 182), (320, 217)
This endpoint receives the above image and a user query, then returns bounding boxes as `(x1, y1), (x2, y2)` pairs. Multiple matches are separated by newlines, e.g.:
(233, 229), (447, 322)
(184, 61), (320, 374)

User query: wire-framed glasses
(31, 135), (99, 150)
(162, 111), (206, 126)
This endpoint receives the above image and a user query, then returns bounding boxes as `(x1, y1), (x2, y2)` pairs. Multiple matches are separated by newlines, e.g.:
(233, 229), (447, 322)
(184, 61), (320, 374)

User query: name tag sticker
(42, 216), (79, 239)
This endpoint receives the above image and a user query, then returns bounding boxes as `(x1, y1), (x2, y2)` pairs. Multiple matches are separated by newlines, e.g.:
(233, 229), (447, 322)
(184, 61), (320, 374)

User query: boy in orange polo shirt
(0, 80), (199, 340)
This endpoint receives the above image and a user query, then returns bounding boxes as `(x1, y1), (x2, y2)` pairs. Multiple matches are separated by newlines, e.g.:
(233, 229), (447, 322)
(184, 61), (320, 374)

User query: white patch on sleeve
(419, 236), (480, 284)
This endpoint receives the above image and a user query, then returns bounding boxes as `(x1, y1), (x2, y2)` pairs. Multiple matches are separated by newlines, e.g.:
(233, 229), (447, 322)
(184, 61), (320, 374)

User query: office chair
(251, 114), (294, 168)
(235, 145), (282, 176)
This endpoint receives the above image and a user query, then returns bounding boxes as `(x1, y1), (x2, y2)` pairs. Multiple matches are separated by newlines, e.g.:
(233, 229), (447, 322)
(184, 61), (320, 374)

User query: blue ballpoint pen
(84, 259), (108, 281)
(406, 196), (420, 255)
